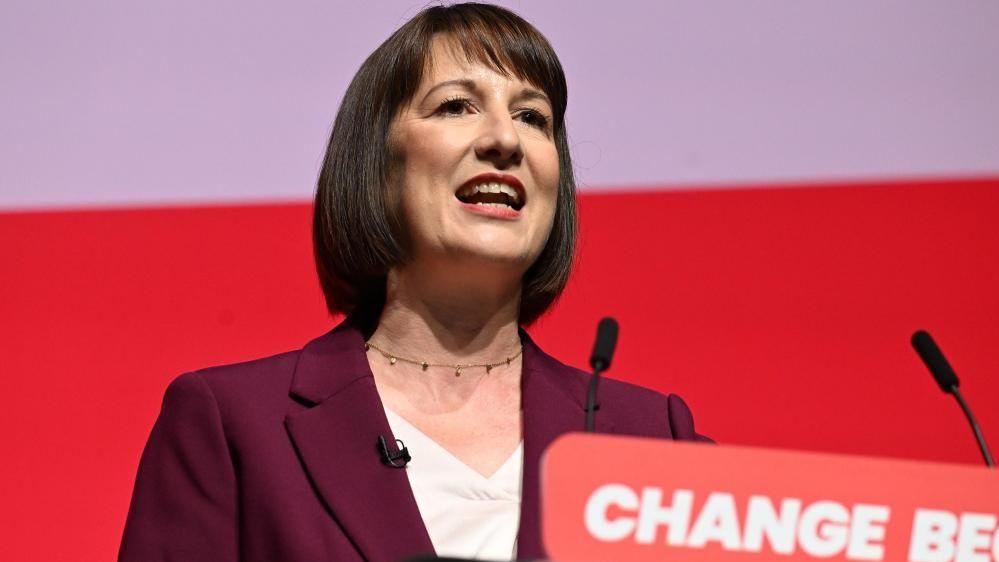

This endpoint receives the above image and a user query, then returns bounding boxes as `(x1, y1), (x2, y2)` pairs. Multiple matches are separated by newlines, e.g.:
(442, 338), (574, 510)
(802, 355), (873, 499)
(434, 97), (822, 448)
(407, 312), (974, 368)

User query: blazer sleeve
(666, 393), (715, 443)
(118, 372), (239, 562)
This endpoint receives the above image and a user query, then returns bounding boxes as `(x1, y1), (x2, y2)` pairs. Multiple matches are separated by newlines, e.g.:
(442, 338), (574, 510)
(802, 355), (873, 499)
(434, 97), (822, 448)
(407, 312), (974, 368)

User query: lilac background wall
(2, 0), (998, 210)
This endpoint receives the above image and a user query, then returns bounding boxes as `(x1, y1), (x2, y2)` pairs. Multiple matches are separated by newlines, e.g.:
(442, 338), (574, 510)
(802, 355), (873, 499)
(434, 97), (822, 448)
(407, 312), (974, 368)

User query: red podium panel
(541, 434), (999, 562)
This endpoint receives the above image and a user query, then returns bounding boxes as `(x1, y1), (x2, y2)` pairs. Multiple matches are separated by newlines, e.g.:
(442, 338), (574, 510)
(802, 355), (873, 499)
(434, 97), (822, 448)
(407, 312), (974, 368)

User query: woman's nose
(473, 113), (523, 169)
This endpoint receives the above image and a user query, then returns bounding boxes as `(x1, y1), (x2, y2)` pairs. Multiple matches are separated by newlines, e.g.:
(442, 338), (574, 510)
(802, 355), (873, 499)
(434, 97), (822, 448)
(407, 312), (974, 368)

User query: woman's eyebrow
(514, 88), (551, 108)
(420, 79), (477, 104)
(419, 79), (551, 109)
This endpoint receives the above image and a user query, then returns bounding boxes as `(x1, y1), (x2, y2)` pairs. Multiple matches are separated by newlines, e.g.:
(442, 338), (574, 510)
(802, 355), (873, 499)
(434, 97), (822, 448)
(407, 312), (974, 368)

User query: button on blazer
(118, 318), (710, 562)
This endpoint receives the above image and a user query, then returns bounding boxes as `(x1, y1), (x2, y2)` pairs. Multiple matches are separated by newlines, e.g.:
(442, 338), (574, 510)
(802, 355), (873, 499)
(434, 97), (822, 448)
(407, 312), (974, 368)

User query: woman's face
(389, 37), (560, 278)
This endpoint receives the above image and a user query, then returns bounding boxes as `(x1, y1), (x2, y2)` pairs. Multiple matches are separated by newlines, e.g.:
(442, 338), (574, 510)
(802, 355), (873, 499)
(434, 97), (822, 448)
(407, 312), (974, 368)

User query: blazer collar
(285, 318), (605, 561)
(288, 317), (374, 404)
(285, 318), (436, 562)
(516, 329), (615, 560)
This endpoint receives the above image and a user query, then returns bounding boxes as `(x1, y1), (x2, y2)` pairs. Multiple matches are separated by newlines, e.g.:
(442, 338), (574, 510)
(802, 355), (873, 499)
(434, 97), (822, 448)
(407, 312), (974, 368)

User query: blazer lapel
(515, 333), (615, 560)
(284, 321), (435, 562)
(283, 321), (610, 561)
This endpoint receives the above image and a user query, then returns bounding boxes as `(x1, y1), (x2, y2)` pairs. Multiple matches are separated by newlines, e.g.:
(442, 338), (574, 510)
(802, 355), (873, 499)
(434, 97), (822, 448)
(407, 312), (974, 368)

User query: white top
(384, 407), (523, 561)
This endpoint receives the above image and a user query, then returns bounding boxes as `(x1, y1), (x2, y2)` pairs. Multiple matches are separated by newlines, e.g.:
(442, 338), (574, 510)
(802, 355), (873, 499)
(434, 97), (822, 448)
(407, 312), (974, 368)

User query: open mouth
(455, 178), (525, 211)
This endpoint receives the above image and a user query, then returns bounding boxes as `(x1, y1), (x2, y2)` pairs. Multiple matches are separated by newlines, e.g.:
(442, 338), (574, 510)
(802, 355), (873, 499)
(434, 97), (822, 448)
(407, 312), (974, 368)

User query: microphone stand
(911, 330), (995, 468)
(949, 385), (995, 467)
(586, 317), (619, 433)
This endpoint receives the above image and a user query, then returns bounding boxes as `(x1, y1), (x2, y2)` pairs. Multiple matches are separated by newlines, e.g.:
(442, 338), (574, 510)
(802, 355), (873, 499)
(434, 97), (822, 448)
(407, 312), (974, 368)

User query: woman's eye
(438, 98), (470, 116)
(517, 109), (550, 130)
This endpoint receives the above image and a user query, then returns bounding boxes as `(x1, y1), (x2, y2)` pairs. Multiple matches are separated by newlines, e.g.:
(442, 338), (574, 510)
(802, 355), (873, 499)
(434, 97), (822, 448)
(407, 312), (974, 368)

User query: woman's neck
(367, 264), (525, 471)
(369, 262), (523, 365)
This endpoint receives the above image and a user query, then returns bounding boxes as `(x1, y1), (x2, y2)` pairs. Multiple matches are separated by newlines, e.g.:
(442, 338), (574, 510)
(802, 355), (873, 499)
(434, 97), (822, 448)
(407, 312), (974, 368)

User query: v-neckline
(286, 318), (599, 560)
(384, 406), (524, 482)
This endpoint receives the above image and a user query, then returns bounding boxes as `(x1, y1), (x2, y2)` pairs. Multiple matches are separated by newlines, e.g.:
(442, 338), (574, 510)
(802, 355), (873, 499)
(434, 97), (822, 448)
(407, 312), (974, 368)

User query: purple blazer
(118, 318), (710, 562)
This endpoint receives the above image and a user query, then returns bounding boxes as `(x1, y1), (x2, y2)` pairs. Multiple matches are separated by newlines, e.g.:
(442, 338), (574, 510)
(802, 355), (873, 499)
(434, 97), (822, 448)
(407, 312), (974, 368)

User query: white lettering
(799, 500), (850, 557)
(955, 513), (996, 562)
(634, 488), (693, 545)
(909, 509), (958, 562)
(687, 492), (741, 550)
(584, 484), (639, 542)
(847, 504), (890, 560)
(743, 495), (801, 554)
(581, 483), (905, 561)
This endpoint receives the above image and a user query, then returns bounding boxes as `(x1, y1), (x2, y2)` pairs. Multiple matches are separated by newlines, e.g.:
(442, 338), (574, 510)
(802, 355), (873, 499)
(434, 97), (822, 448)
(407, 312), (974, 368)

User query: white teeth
(478, 183), (502, 194)
(459, 182), (521, 204)
(497, 184), (520, 203)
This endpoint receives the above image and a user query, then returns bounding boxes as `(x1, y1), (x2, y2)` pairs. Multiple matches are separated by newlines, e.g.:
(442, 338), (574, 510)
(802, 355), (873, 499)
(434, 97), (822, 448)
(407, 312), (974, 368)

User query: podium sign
(541, 434), (999, 562)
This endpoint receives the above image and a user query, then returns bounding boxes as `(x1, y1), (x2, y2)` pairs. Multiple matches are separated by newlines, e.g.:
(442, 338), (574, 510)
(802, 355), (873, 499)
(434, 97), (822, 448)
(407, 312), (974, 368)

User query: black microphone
(586, 317), (619, 432)
(377, 435), (411, 468)
(911, 330), (994, 467)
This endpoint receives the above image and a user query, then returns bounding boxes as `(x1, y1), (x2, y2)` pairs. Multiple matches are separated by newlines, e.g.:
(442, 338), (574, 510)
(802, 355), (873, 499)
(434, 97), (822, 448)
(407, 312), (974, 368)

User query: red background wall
(2, 178), (997, 560)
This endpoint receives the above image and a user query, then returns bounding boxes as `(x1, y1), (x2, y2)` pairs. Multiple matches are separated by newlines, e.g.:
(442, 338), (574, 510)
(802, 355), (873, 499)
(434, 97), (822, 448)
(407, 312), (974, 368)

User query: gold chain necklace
(364, 340), (523, 377)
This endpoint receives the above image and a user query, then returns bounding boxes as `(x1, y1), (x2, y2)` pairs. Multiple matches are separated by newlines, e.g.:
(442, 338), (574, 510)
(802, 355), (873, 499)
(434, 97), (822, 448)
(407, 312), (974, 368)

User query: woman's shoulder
(186, 348), (302, 387)
(159, 348), (303, 424)
(525, 336), (712, 442)
(543, 352), (672, 411)
(173, 319), (356, 397)
(160, 320), (368, 420)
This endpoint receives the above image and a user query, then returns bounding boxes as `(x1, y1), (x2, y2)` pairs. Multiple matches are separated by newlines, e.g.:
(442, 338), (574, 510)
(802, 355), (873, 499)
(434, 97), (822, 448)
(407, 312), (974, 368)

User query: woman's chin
(437, 242), (538, 273)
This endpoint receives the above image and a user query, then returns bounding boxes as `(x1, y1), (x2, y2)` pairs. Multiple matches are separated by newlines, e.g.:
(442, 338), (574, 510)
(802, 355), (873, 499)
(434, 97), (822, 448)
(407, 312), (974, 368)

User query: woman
(118, 3), (709, 562)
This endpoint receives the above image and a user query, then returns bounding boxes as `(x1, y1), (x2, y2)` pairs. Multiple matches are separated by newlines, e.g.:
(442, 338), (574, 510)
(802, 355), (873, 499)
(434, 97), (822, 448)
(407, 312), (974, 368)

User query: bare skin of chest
(370, 357), (523, 478)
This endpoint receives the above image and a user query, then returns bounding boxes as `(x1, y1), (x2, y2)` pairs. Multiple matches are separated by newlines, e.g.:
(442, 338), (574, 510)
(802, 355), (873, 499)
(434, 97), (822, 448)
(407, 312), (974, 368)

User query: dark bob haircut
(313, 2), (577, 325)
